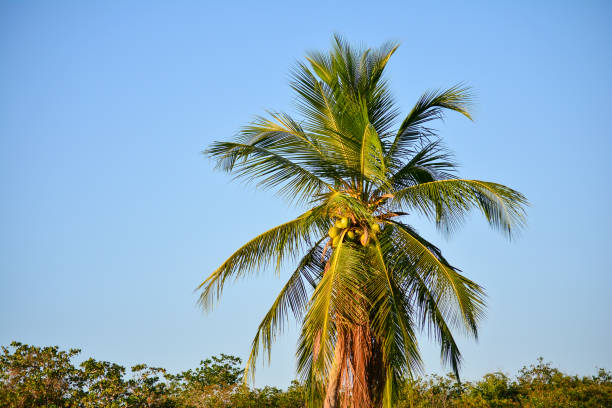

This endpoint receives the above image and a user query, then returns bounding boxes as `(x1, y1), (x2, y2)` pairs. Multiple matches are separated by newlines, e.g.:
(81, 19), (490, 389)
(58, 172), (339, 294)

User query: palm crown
(200, 36), (527, 408)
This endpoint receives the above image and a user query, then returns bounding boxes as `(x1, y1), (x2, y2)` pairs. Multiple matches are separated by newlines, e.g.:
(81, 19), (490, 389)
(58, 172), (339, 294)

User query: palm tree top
(201, 36), (528, 407)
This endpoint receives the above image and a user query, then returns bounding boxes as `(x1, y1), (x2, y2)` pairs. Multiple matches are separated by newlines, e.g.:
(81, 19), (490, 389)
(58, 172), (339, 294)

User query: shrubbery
(395, 360), (612, 407)
(1, 341), (610, 407)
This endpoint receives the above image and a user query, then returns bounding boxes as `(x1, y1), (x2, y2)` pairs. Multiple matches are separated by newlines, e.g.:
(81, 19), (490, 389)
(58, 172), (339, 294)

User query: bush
(1, 342), (610, 407)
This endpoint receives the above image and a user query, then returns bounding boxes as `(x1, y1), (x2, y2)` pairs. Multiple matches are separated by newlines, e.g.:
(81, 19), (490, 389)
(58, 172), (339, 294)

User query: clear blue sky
(1, 0), (611, 388)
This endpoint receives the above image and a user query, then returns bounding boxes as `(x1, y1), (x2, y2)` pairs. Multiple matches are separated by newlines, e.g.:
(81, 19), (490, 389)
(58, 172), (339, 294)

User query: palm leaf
(368, 232), (423, 406)
(197, 206), (328, 310)
(244, 240), (326, 383)
(389, 221), (486, 335)
(384, 233), (464, 379)
(393, 178), (528, 236)
(389, 141), (457, 188)
(206, 141), (334, 204)
(296, 237), (368, 400)
(359, 123), (387, 194)
(387, 85), (472, 163)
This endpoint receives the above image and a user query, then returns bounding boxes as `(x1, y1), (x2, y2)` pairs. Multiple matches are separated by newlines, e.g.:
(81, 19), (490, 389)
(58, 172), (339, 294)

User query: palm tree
(199, 36), (527, 408)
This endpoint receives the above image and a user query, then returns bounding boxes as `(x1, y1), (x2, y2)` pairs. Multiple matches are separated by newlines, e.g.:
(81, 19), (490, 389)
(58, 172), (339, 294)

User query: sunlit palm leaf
(368, 232), (423, 406)
(389, 221), (486, 335)
(393, 178), (528, 236)
(388, 141), (457, 189)
(197, 207), (328, 309)
(360, 124), (387, 193)
(386, 85), (472, 165)
(244, 240), (326, 383)
(206, 141), (334, 204)
(297, 238), (368, 398)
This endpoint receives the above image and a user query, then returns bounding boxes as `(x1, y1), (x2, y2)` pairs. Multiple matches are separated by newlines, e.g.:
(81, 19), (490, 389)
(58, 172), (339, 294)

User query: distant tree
(394, 358), (612, 407)
(171, 355), (306, 408)
(0, 341), (81, 407)
(170, 354), (244, 408)
(78, 358), (128, 407)
(514, 358), (612, 407)
(0, 341), (177, 408)
(3, 341), (609, 407)
(175, 354), (243, 387)
(464, 372), (519, 407)
(277, 381), (307, 408)
(127, 364), (175, 407)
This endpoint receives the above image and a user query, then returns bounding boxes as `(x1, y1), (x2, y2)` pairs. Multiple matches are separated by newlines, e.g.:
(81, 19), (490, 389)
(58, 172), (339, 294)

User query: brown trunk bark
(322, 335), (344, 408)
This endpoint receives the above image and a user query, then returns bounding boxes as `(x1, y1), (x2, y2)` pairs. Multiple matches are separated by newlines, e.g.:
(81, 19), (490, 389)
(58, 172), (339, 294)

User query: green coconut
(347, 230), (356, 240)
(339, 217), (350, 229)
(328, 226), (340, 238)
(371, 223), (381, 234)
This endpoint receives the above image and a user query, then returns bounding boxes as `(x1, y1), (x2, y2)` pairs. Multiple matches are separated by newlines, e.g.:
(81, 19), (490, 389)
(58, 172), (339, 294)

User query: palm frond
(363, 42), (400, 137)
(368, 232), (423, 405)
(320, 191), (375, 222)
(291, 67), (362, 177)
(392, 178), (528, 236)
(389, 141), (457, 188)
(293, 37), (401, 194)
(238, 112), (355, 187)
(410, 267), (464, 381)
(386, 85), (472, 164)
(206, 141), (334, 205)
(359, 123), (387, 193)
(197, 206), (328, 310)
(296, 238), (368, 400)
(389, 221), (486, 336)
(244, 240), (326, 384)
(383, 230), (464, 379)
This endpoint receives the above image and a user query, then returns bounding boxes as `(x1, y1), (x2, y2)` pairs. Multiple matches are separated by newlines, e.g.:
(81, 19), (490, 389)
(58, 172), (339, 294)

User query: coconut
(371, 223), (381, 234)
(339, 217), (350, 229)
(347, 230), (356, 240)
(360, 234), (370, 247)
(328, 226), (340, 238)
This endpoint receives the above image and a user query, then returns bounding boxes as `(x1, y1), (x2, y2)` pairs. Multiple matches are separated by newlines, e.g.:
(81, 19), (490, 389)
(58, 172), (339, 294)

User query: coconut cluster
(328, 216), (382, 248)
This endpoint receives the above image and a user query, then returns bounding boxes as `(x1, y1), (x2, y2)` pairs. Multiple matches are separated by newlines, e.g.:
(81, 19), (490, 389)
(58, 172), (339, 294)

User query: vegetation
(200, 36), (528, 407)
(2, 341), (610, 407)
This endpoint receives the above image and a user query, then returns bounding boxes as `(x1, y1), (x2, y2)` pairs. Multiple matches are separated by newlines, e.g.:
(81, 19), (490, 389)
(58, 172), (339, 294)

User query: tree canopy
(200, 36), (528, 407)
(2, 341), (611, 407)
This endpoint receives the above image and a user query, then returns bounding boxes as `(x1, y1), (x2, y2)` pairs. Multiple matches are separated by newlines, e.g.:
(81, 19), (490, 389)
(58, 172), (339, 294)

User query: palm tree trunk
(323, 336), (344, 408)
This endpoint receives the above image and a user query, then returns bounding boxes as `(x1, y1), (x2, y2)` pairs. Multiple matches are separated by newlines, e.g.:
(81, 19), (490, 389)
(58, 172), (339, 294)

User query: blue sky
(1, 0), (611, 387)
